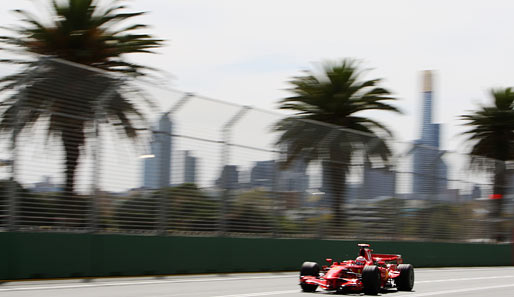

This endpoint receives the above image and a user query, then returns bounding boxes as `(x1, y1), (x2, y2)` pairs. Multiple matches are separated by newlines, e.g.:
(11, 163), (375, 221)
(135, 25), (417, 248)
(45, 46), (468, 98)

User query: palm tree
(0, 0), (162, 196)
(276, 59), (400, 232)
(461, 88), (514, 241)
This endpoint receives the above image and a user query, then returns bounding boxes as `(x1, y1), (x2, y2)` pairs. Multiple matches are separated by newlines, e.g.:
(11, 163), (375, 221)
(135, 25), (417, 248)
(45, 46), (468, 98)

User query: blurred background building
(143, 114), (172, 189)
(412, 71), (448, 199)
(250, 160), (276, 190)
(216, 165), (240, 190)
(183, 150), (197, 184)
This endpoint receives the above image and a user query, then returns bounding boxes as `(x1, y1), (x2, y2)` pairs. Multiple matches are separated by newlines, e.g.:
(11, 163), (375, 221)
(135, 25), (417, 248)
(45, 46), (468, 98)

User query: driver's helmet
(355, 256), (366, 265)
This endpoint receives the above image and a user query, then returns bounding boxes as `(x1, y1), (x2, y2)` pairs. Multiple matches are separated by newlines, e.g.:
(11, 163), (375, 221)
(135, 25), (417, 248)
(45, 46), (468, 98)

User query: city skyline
(9, 67), (496, 200)
(2, 1), (514, 153)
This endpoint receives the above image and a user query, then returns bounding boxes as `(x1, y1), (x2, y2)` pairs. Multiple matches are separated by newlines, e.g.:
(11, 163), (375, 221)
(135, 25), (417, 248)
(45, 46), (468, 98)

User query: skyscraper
(183, 150), (197, 184)
(216, 165), (240, 190)
(412, 71), (448, 198)
(143, 114), (172, 189)
(361, 161), (396, 200)
(250, 160), (276, 190)
(277, 158), (309, 194)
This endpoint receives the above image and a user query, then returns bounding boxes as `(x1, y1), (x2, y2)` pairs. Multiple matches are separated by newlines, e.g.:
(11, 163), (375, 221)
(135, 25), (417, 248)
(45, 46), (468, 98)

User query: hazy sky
(2, 0), (514, 152)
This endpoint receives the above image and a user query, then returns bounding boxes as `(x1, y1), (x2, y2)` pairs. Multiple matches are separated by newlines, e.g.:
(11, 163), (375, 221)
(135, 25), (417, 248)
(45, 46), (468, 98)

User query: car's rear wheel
(362, 265), (381, 295)
(300, 262), (319, 292)
(396, 264), (414, 291)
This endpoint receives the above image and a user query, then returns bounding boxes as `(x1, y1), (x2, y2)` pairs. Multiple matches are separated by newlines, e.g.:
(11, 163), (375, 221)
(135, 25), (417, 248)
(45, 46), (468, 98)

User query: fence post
(219, 106), (251, 235)
(271, 151), (281, 238)
(155, 93), (193, 235)
(7, 114), (19, 231)
(90, 79), (122, 233)
(150, 126), (172, 235)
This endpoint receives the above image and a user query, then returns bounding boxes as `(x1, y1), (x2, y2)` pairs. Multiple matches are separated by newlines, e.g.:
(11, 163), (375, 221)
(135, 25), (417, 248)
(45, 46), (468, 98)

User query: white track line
(417, 267), (514, 273)
(417, 275), (514, 283)
(0, 275), (296, 292)
(408, 284), (514, 296)
(211, 290), (299, 297)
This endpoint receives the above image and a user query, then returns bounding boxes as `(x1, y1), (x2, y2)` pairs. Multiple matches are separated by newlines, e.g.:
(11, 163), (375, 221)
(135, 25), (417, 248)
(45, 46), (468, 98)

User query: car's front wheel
(299, 262), (319, 292)
(362, 265), (381, 295)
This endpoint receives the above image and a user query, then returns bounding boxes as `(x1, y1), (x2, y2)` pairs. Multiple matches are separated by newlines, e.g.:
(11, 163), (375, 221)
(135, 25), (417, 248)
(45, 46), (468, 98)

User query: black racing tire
(300, 262), (319, 292)
(362, 265), (381, 295)
(396, 264), (414, 291)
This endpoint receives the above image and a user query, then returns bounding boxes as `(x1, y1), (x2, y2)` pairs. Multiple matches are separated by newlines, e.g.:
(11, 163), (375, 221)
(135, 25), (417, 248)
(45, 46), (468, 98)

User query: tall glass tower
(412, 71), (447, 198)
(183, 150), (197, 184)
(143, 114), (172, 189)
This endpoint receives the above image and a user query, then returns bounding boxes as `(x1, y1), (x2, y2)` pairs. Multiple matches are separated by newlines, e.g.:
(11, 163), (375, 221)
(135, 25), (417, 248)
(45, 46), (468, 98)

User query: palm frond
(276, 58), (399, 168)
(0, 0), (162, 194)
(461, 87), (514, 162)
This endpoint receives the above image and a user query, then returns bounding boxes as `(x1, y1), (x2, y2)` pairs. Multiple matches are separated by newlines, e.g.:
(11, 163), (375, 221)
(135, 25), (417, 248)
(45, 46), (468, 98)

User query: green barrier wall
(0, 232), (511, 280)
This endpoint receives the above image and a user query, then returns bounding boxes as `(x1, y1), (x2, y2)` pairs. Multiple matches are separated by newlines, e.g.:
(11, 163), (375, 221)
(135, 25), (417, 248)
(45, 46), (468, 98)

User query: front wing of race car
(300, 268), (364, 292)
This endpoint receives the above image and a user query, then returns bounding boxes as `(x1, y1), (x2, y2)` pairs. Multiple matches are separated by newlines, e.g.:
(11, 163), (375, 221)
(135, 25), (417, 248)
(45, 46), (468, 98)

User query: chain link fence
(0, 57), (513, 242)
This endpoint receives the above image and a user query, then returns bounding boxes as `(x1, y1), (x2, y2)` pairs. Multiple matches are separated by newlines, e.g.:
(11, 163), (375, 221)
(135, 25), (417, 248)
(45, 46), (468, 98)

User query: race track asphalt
(0, 266), (513, 297)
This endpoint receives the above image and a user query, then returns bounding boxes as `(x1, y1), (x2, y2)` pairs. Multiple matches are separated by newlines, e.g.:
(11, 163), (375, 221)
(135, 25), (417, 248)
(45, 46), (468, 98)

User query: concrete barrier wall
(0, 232), (511, 280)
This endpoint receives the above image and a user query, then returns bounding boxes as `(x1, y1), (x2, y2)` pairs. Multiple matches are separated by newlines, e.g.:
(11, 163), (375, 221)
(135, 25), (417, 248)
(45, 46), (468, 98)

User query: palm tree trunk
(323, 160), (346, 235)
(60, 125), (86, 227)
(492, 160), (506, 241)
(62, 129), (81, 197)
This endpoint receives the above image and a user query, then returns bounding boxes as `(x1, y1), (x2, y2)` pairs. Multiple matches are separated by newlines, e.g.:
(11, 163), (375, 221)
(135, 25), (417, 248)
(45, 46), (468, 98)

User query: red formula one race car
(299, 243), (414, 295)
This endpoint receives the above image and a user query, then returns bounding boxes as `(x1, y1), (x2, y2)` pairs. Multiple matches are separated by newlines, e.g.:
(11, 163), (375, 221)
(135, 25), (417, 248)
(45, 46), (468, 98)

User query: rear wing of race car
(371, 253), (403, 264)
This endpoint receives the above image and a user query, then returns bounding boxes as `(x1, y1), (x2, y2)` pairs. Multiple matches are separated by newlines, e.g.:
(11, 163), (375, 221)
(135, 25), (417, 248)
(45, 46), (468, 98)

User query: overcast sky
(2, 0), (514, 152)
